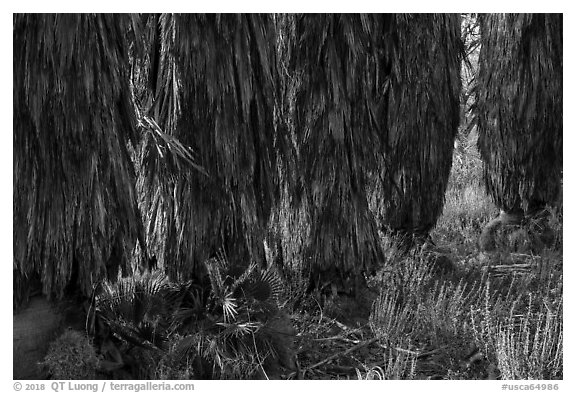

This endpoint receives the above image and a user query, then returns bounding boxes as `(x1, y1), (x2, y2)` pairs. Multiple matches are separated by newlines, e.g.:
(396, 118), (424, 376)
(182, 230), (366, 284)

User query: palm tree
(279, 14), (385, 293)
(475, 14), (562, 250)
(367, 14), (462, 246)
(13, 14), (145, 377)
(279, 14), (462, 292)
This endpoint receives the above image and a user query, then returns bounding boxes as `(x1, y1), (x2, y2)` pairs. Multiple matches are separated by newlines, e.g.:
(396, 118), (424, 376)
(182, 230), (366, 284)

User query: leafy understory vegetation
(42, 144), (563, 380)
(43, 254), (297, 380)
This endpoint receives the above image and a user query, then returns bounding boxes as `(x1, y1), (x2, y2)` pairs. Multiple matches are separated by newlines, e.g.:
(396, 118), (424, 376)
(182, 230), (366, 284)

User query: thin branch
(304, 337), (379, 372)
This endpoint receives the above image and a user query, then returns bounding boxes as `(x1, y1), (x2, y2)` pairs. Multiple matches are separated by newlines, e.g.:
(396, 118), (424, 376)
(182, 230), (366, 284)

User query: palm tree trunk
(140, 14), (281, 280)
(13, 14), (143, 376)
(13, 14), (143, 304)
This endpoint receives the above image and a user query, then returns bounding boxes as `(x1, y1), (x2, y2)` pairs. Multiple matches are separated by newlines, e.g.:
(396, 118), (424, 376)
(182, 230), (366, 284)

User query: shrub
(40, 330), (102, 379)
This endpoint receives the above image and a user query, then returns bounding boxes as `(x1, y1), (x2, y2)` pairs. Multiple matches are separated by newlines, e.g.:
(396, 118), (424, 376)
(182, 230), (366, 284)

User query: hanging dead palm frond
(13, 14), (145, 306)
(367, 14), (463, 242)
(139, 14), (282, 281)
(475, 14), (562, 214)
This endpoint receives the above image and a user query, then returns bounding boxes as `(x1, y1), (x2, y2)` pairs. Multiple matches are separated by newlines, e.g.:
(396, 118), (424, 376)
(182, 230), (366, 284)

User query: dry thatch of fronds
(138, 14), (283, 281)
(475, 14), (562, 214)
(367, 14), (463, 238)
(13, 14), (145, 306)
(266, 183), (312, 302)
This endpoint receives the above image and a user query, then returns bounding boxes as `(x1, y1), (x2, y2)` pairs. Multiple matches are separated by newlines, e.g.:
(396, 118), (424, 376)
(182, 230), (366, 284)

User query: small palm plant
(170, 251), (296, 379)
(96, 270), (171, 348)
(93, 270), (178, 378)
(92, 251), (295, 379)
